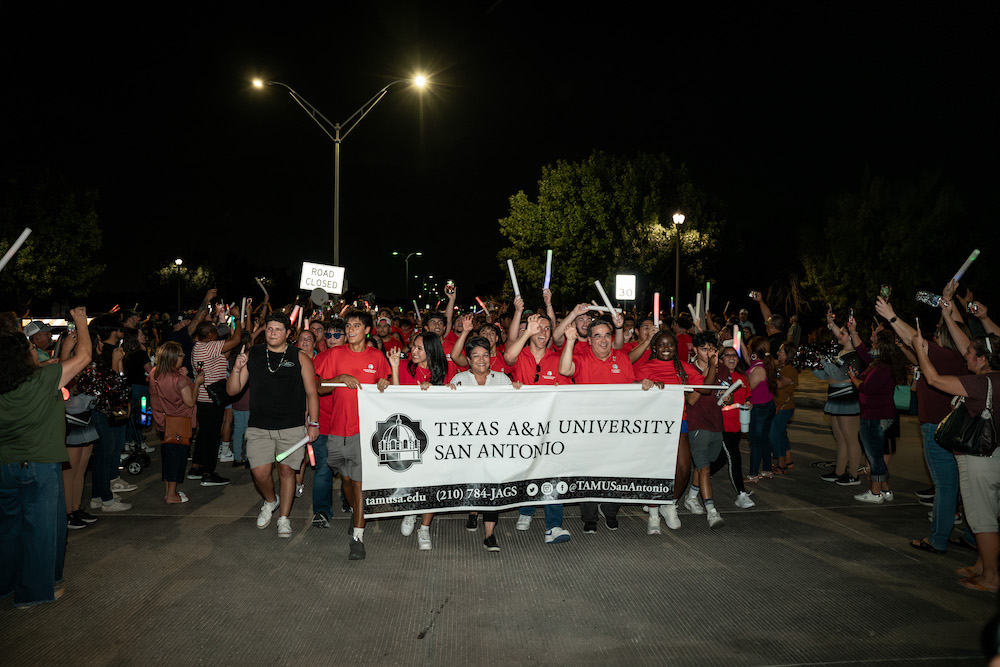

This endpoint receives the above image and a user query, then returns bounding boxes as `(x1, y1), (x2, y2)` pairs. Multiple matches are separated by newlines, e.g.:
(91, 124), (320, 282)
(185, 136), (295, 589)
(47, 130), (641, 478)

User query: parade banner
(358, 385), (683, 518)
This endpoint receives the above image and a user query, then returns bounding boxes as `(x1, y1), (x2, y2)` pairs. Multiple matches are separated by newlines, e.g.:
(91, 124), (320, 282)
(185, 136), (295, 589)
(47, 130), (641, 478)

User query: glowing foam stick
(412, 300), (420, 319)
(319, 382), (350, 388)
(298, 307), (305, 330)
(275, 435), (310, 463)
(0, 227), (31, 272)
(507, 259), (521, 298)
(723, 300), (730, 315)
(670, 296), (675, 313)
(653, 293), (660, 328)
(915, 316), (920, 335)
(953, 249), (980, 282)
(476, 296), (488, 312)
(695, 291), (703, 324)
(240, 297), (246, 324)
(688, 303), (697, 320)
(543, 250), (553, 289)
(110, 304), (120, 313)
(734, 325), (742, 359)
(290, 305), (300, 327)
(594, 280), (615, 314)
(716, 379), (744, 406)
(705, 282), (711, 314)
(255, 277), (269, 296)
(307, 443), (316, 467)
(588, 302), (623, 314)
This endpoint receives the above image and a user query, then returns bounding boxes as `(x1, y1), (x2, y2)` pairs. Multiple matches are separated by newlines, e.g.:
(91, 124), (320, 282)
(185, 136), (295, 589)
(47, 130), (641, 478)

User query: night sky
(2, 3), (995, 311)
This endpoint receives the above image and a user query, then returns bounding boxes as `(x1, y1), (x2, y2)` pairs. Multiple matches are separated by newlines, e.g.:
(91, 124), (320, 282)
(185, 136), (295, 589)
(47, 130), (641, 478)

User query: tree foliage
(0, 175), (105, 311)
(497, 151), (724, 308)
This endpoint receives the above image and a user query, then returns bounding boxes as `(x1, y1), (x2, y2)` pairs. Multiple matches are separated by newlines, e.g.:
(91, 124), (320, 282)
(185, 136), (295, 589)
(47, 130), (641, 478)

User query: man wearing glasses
(308, 318), (347, 528)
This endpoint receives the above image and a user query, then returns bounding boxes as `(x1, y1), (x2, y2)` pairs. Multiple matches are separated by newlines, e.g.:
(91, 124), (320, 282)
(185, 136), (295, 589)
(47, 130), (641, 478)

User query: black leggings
(710, 431), (747, 494)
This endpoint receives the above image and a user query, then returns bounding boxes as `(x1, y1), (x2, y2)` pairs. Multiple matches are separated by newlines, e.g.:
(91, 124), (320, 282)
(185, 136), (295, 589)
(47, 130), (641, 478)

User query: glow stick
(543, 250), (553, 289)
(255, 277), (269, 296)
(290, 305), (300, 327)
(716, 379), (744, 406)
(915, 316), (920, 335)
(507, 259), (521, 298)
(952, 249), (980, 282)
(734, 325), (742, 359)
(476, 297), (488, 312)
(594, 280), (615, 315)
(723, 300), (730, 315)
(307, 443), (316, 467)
(413, 300), (420, 320)
(241, 297), (246, 324)
(688, 303), (697, 319)
(275, 435), (310, 463)
(110, 304), (120, 313)
(588, 303), (623, 314)
(706, 282), (711, 314)
(653, 293), (660, 328)
(670, 296), (675, 313)
(0, 227), (31, 272)
(319, 382), (350, 388)
(695, 291), (703, 324)
(298, 307), (305, 330)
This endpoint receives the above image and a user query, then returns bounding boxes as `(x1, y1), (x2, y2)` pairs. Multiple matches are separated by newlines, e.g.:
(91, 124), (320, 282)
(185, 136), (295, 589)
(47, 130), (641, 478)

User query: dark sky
(2, 2), (995, 309)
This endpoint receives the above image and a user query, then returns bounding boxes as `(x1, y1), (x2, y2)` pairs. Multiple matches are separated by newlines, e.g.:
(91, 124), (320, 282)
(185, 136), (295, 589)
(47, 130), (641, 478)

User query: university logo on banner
(370, 413), (428, 472)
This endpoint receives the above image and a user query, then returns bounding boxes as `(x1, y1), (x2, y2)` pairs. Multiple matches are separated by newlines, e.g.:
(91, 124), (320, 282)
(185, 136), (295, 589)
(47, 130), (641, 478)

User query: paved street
(2, 375), (995, 666)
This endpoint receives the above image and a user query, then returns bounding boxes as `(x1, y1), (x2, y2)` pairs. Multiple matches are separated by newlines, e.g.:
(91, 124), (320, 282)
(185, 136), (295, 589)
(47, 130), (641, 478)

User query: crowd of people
(3, 276), (999, 608)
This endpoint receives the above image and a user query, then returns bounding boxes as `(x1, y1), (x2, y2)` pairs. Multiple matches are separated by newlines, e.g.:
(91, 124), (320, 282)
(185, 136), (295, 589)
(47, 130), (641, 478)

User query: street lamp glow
(252, 78), (264, 88)
(672, 213), (684, 317)
(414, 75), (427, 88)
(673, 213), (685, 225)
(174, 258), (183, 266)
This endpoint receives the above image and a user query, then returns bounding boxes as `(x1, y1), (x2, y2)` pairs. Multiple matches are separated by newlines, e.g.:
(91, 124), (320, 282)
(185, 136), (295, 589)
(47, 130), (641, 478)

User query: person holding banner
(450, 314), (510, 375)
(313, 311), (391, 560)
(227, 313), (320, 539)
(713, 342), (756, 509)
(559, 313), (639, 534)
(682, 332), (726, 528)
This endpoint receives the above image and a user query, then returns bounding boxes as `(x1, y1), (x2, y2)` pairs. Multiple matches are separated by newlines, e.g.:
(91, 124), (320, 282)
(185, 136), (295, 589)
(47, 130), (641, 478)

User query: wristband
(307, 421), (319, 428)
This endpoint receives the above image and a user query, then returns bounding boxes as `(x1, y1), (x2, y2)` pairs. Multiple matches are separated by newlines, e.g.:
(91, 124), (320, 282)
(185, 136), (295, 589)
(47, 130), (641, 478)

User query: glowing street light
(174, 258), (183, 311)
(392, 250), (422, 301)
(672, 212), (685, 317)
(253, 75), (428, 266)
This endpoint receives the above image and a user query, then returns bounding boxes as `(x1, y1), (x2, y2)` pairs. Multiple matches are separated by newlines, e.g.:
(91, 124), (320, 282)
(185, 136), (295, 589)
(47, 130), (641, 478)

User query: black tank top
(247, 344), (306, 430)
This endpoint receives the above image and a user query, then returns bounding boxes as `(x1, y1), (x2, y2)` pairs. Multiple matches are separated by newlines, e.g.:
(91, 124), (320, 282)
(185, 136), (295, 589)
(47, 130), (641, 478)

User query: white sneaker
(101, 498), (132, 512)
(854, 490), (884, 504)
(277, 516), (292, 538)
(92, 494), (121, 509)
(257, 496), (280, 528)
(659, 503), (681, 530)
(218, 446), (234, 463)
(295, 483), (304, 498)
(684, 495), (705, 515)
(110, 477), (137, 493)
(647, 510), (661, 535)
(515, 514), (532, 531)
(707, 507), (725, 529)
(735, 491), (756, 509)
(882, 490), (894, 502)
(417, 527), (432, 550)
(401, 515), (417, 536)
(544, 526), (571, 543)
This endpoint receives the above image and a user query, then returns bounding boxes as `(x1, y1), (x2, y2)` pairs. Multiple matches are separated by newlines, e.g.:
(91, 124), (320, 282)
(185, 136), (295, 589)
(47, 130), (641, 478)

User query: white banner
(358, 385), (683, 518)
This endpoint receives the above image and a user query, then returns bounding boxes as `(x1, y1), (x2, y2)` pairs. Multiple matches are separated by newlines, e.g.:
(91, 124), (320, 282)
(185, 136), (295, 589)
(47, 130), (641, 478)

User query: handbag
(163, 414), (192, 446)
(893, 385), (912, 411)
(204, 378), (236, 408)
(935, 376), (996, 457)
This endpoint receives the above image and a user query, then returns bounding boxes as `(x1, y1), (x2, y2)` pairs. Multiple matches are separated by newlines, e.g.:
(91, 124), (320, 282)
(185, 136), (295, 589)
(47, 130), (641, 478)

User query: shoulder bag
(935, 376), (996, 457)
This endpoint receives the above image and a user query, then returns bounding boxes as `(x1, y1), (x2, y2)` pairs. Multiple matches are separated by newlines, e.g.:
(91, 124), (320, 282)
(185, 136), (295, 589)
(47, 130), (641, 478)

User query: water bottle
(915, 291), (941, 307)
(739, 405), (751, 433)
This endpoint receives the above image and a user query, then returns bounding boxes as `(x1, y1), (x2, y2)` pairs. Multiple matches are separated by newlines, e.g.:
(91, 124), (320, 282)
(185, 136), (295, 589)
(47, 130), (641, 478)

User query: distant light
(414, 75), (427, 88)
(672, 213), (685, 225)
(175, 258), (183, 266)
(252, 79), (264, 88)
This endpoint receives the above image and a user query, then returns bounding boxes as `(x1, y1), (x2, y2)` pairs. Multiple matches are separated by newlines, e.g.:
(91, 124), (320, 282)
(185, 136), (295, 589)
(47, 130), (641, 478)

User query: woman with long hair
(814, 310), (866, 485)
(745, 336), (779, 481)
(451, 314), (511, 375)
(149, 342), (204, 504)
(713, 341), (756, 508)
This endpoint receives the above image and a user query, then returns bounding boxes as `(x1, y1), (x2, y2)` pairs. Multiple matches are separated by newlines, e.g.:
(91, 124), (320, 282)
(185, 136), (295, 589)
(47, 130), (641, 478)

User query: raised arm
(187, 288), (216, 337)
(227, 345), (249, 395)
(506, 296), (524, 349)
(558, 325), (579, 377)
(553, 303), (590, 348)
(59, 307), (93, 387)
(753, 291), (772, 323)
(503, 313), (540, 366)
(911, 332), (967, 397)
(450, 314), (475, 366)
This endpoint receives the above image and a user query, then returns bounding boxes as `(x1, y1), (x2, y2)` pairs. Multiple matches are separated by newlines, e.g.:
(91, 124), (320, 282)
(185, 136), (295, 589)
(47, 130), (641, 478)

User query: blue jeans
(232, 410), (250, 462)
(0, 462), (67, 608)
(769, 409), (794, 458)
(311, 435), (333, 518)
(921, 423), (960, 550)
(91, 411), (125, 501)
(518, 504), (564, 530)
(859, 419), (889, 482)
(748, 402), (775, 475)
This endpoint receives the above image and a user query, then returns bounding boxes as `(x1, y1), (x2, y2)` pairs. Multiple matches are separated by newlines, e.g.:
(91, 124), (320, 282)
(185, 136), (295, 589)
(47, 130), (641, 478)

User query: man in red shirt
(558, 314), (638, 533)
(374, 316), (405, 355)
(314, 311), (391, 560)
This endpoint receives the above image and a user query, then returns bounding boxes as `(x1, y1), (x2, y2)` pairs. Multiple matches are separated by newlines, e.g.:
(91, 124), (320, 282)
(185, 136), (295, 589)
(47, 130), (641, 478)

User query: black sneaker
(465, 513), (478, 531)
(200, 473), (230, 487)
(835, 473), (861, 486)
(73, 509), (98, 523)
(232, 459), (245, 468)
(583, 521), (598, 534)
(915, 486), (935, 499)
(186, 467), (203, 480)
(67, 514), (88, 530)
(599, 507), (619, 530)
(820, 471), (840, 482)
(312, 512), (330, 529)
(349, 537), (366, 560)
(483, 534), (501, 552)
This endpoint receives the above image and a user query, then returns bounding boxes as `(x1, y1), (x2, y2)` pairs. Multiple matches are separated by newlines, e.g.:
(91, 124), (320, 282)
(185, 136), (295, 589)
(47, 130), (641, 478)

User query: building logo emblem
(370, 413), (428, 471)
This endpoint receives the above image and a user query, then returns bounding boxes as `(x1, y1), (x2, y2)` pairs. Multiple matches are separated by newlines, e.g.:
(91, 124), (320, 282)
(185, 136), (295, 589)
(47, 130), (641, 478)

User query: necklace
(265, 345), (288, 374)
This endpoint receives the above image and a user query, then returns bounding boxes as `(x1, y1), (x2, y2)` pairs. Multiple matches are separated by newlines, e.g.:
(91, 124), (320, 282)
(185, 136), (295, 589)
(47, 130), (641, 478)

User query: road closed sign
(300, 262), (345, 294)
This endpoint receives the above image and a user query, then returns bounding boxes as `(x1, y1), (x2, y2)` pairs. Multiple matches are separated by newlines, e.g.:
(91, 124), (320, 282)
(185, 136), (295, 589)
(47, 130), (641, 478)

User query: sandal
(772, 465), (786, 475)
(949, 536), (978, 552)
(909, 538), (944, 554)
(958, 577), (998, 593)
(957, 566), (979, 578)
(744, 475), (760, 484)
(784, 461), (795, 471)
(759, 471), (774, 480)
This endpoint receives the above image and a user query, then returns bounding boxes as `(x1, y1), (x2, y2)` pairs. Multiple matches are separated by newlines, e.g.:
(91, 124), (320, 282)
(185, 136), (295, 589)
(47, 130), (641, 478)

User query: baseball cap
(24, 321), (53, 337)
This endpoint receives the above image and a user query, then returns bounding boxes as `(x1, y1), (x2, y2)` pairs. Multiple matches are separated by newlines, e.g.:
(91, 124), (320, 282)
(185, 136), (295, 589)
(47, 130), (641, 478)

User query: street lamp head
(416, 252), (423, 256)
(672, 213), (685, 225)
(252, 79), (264, 88)
(174, 258), (183, 266)
(392, 251), (400, 256)
(413, 75), (428, 88)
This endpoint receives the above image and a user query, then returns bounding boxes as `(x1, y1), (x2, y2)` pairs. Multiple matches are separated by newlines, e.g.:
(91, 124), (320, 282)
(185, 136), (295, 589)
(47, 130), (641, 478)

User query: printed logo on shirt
(363, 363), (377, 374)
(280, 361), (295, 368)
(371, 413), (428, 471)
(611, 363), (621, 374)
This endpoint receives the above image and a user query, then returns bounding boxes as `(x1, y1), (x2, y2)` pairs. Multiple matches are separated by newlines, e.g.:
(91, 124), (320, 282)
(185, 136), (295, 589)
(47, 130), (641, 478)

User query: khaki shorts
(956, 453), (1000, 534)
(327, 434), (363, 481)
(246, 426), (307, 469)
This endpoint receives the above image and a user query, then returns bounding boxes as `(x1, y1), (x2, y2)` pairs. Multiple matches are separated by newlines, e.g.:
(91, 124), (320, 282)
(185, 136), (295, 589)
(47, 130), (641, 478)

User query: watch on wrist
(889, 317), (897, 323)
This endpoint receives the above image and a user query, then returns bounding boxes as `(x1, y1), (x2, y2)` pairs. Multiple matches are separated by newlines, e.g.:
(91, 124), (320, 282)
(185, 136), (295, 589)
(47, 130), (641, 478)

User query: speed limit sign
(615, 274), (636, 301)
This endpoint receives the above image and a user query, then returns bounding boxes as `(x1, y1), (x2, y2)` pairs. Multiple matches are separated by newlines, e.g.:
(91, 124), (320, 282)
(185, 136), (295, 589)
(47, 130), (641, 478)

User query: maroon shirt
(917, 342), (968, 424)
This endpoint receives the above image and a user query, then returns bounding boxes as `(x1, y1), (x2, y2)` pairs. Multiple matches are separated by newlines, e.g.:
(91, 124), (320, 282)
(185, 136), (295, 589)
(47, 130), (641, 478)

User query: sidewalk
(1, 398), (994, 666)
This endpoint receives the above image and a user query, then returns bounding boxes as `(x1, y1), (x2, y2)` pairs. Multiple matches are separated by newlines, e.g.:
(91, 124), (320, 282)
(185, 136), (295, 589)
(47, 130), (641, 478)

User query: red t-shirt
(719, 368), (751, 432)
(633, 358), (702, 420)
(313, 345), (390, 436)
(571, 347), (635, 385)
(511, 345), (571, 386)
(382, 336), (404, 355)
(443, 331), (460, 361)
(675, 333), (693, 364)
(396, 361), (458, 386)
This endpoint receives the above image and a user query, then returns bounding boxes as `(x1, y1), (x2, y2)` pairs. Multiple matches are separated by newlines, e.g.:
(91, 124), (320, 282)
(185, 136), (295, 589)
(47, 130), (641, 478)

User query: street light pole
(253, 77), (427, 266)
(174, 258), (183, 312)
(392, 251), (422, 301)
(672, 213), (685, 317)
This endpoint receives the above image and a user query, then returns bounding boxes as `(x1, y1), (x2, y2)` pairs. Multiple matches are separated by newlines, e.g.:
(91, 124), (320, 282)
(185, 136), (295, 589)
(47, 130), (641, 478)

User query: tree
(0, 175), (105, 312)
(497, 151), (724, 309)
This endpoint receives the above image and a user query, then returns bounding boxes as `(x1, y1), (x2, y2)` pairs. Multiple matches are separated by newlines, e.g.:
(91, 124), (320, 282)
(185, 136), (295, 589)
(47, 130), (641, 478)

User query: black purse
(204, 378), (236, 408)
(935, 376), (996, 457)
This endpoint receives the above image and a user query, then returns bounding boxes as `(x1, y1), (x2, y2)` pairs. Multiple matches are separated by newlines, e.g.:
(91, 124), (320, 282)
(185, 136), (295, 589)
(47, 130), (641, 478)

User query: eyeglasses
(533, 363), (541, 383)
(326, 332), (345, 339)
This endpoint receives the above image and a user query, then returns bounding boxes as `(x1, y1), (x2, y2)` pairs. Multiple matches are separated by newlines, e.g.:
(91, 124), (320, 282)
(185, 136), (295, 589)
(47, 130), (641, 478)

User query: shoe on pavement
(583, 521), (598, 534)
(186, 468), (204, 480)
(659, 504), (681, 530)
(349, 537), (366, 560)
(218, 446), (234, 463)
(647, 511), (661, 535)
(684, 495), (705, 515)
(417, 527), (432, 550)
(67, 513), (88, 530)
(836, 473), (861, 486)
(915, 486), (935, 499)
(515, 514), (532, 531)
(465, 513), (478, 531)
(277, 516), (292, 538)
(312, 512), (330, 529)
(598, 506), (618, 530)
(820, 471), (840, 482)
(257, 497), (280, 528)
(110, 477), (137, 493)
(735, 491), (756, 509)
(101, 498), (132, 512)
(200, 473), (230, 487)
(854, 490), (884, 504)
(401, 514), (417, 536)
(545, 527), (571, 543)
(707, 507), (725, 529)
(295, 483), (304, 498)
(882, 490), (894, 502)
(483, 534), (501, 552)
(74, 509), (98, 523)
